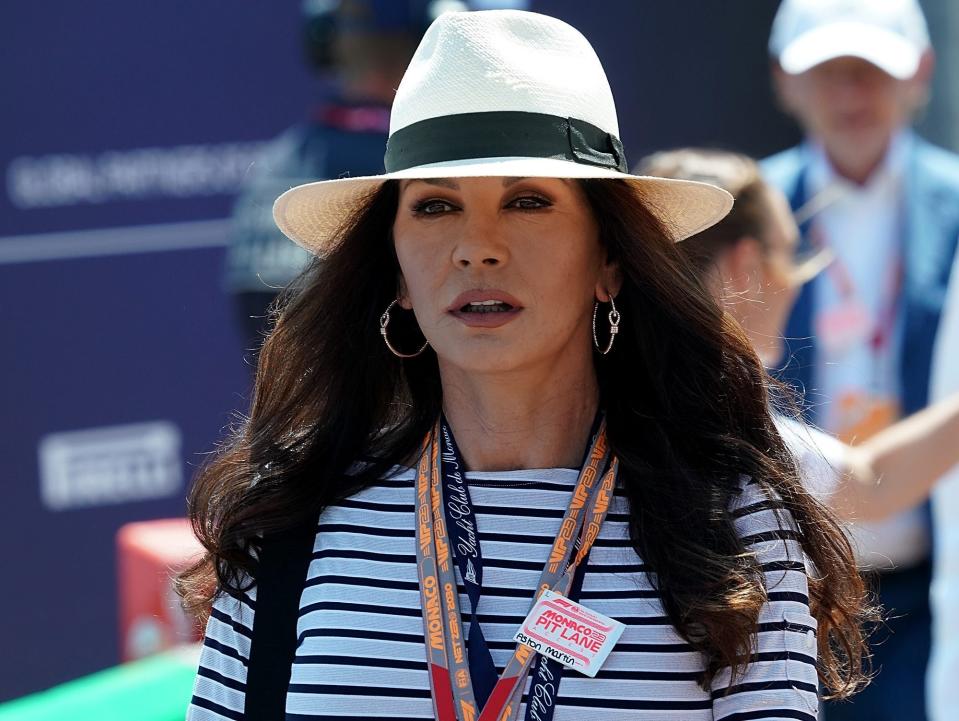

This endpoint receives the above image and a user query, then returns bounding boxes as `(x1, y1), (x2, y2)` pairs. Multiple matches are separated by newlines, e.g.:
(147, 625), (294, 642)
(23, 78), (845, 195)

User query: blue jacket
(225, 102), (391, 293)
(761, 137), (959, 419)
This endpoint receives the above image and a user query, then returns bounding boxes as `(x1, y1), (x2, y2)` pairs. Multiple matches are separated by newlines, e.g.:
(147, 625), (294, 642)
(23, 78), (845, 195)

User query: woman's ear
(595, 261), (623, 302)
(724, 236), (765, 295)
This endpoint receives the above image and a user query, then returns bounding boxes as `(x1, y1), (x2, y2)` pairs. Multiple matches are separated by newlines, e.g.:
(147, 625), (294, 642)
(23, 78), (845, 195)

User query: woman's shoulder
(728, 477), (809, 584)
(729, 477), (801, 542)
(728, 474), (782, 510)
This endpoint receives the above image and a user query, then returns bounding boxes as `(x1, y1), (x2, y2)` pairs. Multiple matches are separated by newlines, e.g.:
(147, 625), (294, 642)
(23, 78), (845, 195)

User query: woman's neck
(439, 362), (600, 472)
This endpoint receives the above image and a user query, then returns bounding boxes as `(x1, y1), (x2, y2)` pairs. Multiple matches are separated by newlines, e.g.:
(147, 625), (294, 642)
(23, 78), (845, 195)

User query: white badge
(513, 589), (625, 678)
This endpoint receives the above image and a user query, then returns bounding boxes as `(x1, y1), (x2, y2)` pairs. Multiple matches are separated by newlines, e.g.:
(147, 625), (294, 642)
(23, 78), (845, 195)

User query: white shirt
(187, 469), (819, 721)
(805, 132), (929, 569)
(775, 414), (845, 504)
(928, 249), (959, 721)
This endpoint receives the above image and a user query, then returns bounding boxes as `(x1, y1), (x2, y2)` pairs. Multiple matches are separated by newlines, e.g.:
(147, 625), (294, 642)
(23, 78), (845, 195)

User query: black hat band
(383, 111), (628, 174)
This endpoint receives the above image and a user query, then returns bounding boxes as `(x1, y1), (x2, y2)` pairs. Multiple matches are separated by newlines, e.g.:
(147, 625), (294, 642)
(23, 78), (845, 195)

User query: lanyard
(808, 208), (903, 356)
(414, 417), (618, 721)
(438, 419), (498, 707)
(312, 102), (391, 134)
(523, 548), (592, 721)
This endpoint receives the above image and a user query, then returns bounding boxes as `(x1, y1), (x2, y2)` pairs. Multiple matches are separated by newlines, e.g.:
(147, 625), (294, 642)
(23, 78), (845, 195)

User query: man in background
(226, 0), (466, 349)
(762, 0), (959, 718)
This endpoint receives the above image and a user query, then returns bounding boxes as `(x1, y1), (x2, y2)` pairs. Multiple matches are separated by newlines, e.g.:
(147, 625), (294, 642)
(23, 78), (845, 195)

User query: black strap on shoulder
(244, 521), (317, 720)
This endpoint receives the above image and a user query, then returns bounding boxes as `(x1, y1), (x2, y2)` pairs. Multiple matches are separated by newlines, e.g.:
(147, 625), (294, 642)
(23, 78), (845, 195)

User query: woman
(181, 10), (869, 721)
(639, 148), (959, 526)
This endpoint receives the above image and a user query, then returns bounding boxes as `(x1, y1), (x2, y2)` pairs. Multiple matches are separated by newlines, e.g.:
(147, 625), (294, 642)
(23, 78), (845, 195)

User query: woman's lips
(447, 289), (524, 328)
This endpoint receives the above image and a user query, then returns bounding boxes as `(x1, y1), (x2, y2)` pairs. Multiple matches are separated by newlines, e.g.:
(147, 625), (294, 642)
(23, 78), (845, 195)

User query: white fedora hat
(769, 0), (930, 79)
(273, 9), (733, 254)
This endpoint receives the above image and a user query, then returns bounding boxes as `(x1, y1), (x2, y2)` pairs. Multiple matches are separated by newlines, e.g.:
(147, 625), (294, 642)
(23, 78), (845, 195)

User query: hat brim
(778, 22), (922, 79)
(273, 156), (733, 255)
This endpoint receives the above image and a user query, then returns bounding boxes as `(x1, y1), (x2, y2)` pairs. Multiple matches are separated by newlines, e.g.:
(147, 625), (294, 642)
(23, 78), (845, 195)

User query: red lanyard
(809, 220), (903, 354)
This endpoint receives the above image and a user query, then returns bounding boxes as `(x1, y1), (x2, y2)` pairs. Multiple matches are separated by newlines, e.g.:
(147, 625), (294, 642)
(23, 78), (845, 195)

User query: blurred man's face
(775, 56), (926, 182)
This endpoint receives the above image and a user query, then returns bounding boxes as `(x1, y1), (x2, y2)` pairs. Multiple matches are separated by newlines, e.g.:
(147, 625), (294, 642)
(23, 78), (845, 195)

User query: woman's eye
(412, 199), (456, 216)
(509, 195), (551, 210)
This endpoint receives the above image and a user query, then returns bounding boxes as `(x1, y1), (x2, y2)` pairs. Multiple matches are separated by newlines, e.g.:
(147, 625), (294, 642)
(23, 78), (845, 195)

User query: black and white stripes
(188, 468), (819, 720)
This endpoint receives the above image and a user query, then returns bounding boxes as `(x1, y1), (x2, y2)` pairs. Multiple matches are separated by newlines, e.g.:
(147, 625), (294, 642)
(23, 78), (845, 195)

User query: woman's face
(392, 176), (618, 376)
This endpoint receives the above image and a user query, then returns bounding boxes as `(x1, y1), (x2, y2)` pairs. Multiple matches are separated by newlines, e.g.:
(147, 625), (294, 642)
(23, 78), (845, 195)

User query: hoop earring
(592, 296), (621, 355)
(380, 299), (429, 358)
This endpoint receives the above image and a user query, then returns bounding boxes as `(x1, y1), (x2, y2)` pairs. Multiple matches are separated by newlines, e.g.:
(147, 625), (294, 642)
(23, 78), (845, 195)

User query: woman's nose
(451, 216), (509, 268)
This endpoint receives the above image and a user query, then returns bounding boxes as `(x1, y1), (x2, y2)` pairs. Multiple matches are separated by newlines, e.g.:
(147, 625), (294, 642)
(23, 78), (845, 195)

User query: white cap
(769, 0), (930, 79)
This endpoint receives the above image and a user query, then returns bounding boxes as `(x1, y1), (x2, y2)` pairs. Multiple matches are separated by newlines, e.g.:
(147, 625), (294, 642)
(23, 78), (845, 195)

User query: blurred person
(179, 10), (873, 720)
(641, 147), (959, 526)
(225, 0), (463, 350)
(929, 251), (959, 721)
(763, 0), (959, 717)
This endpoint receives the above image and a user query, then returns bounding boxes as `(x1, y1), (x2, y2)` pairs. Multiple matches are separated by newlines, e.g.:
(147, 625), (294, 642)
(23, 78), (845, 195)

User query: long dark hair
(178, 178), (870, 696)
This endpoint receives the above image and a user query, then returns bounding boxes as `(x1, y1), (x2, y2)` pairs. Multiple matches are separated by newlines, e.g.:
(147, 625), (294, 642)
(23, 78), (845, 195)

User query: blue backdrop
(0, 0), (794, 701)
(0, 1), (312, 699)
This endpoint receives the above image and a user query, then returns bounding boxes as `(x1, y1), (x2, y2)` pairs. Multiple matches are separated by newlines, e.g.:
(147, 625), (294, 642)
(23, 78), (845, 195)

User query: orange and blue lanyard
(414, 416), (618, 721)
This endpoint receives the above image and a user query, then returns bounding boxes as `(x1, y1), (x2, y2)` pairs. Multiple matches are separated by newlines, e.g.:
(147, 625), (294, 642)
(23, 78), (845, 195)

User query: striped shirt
(188, 468), (819, 720)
